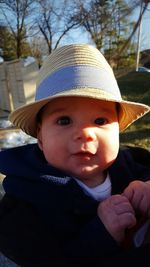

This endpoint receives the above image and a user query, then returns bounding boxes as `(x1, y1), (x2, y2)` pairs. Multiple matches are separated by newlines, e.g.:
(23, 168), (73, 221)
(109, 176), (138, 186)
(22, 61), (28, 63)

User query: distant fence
(0, 59), (39, 112)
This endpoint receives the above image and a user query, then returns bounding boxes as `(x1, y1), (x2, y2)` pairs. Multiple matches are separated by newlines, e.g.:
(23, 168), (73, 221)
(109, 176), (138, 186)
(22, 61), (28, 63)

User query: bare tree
(71, 0), (112, 50)
(0, 0), (35, 58)
(72, 0), (146, 65)
(72, 0), (138, 48)
(35, 0), (80, 54)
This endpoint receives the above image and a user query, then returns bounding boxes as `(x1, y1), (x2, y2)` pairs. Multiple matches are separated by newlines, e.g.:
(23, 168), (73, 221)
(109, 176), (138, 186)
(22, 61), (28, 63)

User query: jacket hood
(0, 144), (75, 204)
(0, 144), (67, 179)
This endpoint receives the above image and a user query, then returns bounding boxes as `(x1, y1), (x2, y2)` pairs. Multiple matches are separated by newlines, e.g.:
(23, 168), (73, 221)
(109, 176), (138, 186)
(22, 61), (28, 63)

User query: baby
(0, 44), (150, 267)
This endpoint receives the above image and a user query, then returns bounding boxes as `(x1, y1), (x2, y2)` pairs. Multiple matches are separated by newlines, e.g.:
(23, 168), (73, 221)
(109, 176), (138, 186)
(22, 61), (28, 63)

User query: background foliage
(0, 0), (148, 68)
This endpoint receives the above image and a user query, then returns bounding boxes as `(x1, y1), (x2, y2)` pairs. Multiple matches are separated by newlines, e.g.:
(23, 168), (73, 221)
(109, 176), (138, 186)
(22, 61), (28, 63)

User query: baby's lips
(79, 144), (98, 155)
(77, 148), (97, 155)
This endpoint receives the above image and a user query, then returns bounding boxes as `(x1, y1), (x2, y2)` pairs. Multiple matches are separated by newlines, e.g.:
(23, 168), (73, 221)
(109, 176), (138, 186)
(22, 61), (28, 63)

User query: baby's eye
(57, 116), (71, 125)
(94, 117), (108, 125)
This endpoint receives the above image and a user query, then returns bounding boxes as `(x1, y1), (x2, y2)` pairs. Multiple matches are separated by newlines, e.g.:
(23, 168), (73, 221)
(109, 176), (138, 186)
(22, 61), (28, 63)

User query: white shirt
(74, 173), (112, 201)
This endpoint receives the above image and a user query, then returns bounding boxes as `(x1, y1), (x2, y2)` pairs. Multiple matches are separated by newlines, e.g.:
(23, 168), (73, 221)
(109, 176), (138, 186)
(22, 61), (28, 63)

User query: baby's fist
(122, 180), (150, 218)
(97, 194), (136, 243)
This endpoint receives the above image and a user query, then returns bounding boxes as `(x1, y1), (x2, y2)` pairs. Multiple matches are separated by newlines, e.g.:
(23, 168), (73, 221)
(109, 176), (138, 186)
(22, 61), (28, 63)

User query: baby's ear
(37, 123), (43, 150)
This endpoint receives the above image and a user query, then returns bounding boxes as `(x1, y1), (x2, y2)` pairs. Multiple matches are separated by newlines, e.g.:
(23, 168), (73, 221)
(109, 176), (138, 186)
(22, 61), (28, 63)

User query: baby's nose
(74, 127), (97, 142)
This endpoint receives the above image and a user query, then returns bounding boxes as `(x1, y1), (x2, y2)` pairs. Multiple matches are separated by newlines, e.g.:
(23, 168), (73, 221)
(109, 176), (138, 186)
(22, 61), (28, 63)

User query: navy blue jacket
(0, 144), (150, 267)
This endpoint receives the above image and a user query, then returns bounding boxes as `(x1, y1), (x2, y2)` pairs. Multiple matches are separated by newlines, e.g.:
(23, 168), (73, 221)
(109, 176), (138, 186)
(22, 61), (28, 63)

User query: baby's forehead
(41, 97), (117, 116)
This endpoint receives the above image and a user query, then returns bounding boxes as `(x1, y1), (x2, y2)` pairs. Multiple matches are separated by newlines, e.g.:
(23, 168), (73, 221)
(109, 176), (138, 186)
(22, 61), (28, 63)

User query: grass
(117, 70), (150, 151)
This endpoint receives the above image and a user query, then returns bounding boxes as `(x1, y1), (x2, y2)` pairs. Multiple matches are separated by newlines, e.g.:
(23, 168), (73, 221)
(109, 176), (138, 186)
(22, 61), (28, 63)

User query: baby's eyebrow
(99, 108), (115, 114)
(97, 107), (115, 114)
(50, 107), (114, 117)
(97, 104), (117, 114)
(49, 107), (67, 115)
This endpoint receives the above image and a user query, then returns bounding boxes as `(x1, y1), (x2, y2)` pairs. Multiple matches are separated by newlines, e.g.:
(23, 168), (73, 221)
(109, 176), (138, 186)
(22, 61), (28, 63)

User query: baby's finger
(122, 186), (134, 202)
(114, 201), (135, 216)
(136, 195), (150, 217)
(118, 212), (137, 230)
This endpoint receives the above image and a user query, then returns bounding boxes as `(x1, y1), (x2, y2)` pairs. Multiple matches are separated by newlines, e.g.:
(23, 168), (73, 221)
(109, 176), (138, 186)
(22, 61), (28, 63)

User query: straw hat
(9, 44), (150, 138)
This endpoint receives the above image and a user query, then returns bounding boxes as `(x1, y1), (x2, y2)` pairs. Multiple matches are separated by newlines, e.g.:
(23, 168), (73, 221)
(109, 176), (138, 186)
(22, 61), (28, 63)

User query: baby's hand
(97, 195), (136, 243)
(122, 180), (150, 218)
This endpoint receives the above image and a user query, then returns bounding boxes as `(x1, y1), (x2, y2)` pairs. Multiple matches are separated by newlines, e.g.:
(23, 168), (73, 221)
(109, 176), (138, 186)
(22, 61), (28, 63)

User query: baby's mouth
(79, 146), (97, 155)
(76, 151), (93, 156)
(72, 144), (98, 158)
(73, 150), (96, 160)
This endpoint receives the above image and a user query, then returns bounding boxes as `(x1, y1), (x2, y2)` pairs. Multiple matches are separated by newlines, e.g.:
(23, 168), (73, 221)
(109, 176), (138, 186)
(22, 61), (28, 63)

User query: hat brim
(9, 88), (150, 138)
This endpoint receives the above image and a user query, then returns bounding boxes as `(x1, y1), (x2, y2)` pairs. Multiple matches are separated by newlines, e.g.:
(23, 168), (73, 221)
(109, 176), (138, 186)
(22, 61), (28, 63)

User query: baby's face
(37, 97), (119, 187)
